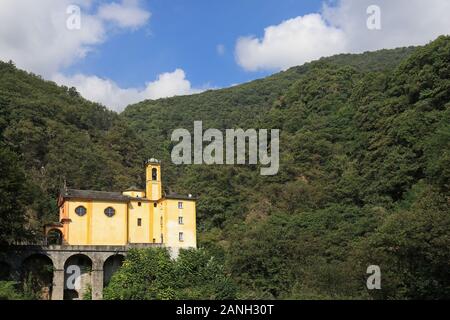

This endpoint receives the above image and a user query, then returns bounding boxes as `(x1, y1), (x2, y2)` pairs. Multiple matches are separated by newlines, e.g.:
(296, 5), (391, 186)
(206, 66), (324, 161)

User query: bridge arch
(63, 254), (93, 300)
(103, 254), (125, 287)
(1, 246), (136, 300)
(21, 254), (54, 300)
(0, 261), (11, 281)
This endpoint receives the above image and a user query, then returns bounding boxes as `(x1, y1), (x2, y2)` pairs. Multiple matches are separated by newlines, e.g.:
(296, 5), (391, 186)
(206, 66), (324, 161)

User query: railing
(9, 240), (47, 246)
(3, 242), (163, 250)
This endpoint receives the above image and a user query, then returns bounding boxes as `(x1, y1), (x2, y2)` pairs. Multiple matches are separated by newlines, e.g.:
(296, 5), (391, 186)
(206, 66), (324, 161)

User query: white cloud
(322, 0), (450, 52)
(0, 0), (202, 111)
(0, 0), (150, 78)
(0, 0), (151, 77)
(0, 0), (105, 76)
(236, 0), (450, 72)
(53, 69), (205, 112)
(143, 69), (204, 99)
(98, 0), (151, 29)
(236, 14), (347, 71)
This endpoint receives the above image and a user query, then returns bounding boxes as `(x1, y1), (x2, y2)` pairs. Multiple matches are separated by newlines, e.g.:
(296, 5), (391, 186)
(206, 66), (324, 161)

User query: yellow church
(46, 159), (196, 249)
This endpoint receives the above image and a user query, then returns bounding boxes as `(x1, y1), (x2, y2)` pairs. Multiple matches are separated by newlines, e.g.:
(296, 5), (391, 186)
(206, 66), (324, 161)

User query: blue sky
(1, 0), (449, 111)
(65, 0), (322, 89)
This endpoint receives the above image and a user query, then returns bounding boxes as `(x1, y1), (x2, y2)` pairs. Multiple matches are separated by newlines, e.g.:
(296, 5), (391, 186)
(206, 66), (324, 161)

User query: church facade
(45, 158), (197, 249)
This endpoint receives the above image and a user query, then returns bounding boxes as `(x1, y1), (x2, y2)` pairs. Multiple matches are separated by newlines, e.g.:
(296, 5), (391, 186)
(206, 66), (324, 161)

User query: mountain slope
(0, 37), (448, 299)
(121, 37), (449, 299)
(0, 61), (146, 238)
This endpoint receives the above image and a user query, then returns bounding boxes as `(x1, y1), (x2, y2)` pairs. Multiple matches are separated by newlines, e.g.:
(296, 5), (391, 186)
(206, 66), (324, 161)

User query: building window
(178, 216), (184, 225)
(104, 207), (115, 217)
(153, 203), (157, 208)
(179, 232), (184, 242)
(178, 202), (183, 209)
(75, 206), (87, 217)
(137, 218), (142, 226)
(152, 168), (157, 180)
(138, 202), (142, 207)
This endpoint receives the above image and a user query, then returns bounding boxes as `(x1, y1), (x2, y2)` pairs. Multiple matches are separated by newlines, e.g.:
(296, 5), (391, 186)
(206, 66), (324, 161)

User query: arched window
(47, 229), (63, 245)
(152, 168), (157, 180)
(75, 206), (87, 216)
(104, 207), (115, 217)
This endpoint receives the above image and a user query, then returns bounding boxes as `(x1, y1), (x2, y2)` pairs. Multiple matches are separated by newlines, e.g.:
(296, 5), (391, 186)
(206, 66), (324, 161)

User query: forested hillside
(0, 61), (146, 241)
(1, 36), (449, 299)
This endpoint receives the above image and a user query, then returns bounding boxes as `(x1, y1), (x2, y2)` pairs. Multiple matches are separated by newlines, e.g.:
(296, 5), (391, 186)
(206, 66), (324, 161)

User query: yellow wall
(64, 197), (196, 247)
(67, 200), (91, 245)
(66, 200), (128, 245)
(153, 202), (163, 243)
(122, 190), (145, 198)
(128, 200), (153, 243)
(162, 199), (196, 249)
(90, 201), (128, 245)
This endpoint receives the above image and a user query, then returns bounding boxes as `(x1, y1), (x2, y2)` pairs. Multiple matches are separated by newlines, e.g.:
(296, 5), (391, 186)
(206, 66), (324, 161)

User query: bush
(104, 248), (236, 300)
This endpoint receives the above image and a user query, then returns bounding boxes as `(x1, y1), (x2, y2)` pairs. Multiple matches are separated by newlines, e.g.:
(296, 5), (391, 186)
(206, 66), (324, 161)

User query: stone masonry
(0, 244), (169, 300)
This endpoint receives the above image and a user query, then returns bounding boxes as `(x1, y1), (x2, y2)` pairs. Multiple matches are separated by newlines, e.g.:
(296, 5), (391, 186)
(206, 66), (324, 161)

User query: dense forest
(0, 36), (449, 299)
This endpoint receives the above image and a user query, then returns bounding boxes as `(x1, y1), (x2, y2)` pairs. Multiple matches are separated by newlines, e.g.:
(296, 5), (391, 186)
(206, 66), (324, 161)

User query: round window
(75, 206), (87, 217)
(104, 207), (115, 217)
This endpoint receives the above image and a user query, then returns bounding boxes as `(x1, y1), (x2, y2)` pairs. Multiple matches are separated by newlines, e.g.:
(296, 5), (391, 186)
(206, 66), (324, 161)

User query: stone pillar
(51, 253), (66, 300)
(52, 269), (65, 300)
(91, 260), (104, 300)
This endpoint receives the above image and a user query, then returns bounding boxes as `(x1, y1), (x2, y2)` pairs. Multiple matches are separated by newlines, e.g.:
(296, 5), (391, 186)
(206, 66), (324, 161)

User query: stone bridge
(0, 244), (165, 300)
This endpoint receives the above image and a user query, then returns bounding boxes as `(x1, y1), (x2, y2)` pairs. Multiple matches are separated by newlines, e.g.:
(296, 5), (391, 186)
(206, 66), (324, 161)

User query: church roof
(164, 193), (197, 200)
(59, 189), (197, 203)
(62, 188), (130, 202)
(145, 158), (160, 164)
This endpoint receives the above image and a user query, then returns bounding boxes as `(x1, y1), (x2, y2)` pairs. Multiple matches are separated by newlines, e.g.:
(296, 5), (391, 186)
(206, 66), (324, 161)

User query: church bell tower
(145, 158), (162, 201)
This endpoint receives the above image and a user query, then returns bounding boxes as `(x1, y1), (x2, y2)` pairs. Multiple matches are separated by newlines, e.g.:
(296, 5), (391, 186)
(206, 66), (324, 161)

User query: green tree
(0, 145), (31, 244)
(0, 281), (27, 300)
(104, 248), (236, 300)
